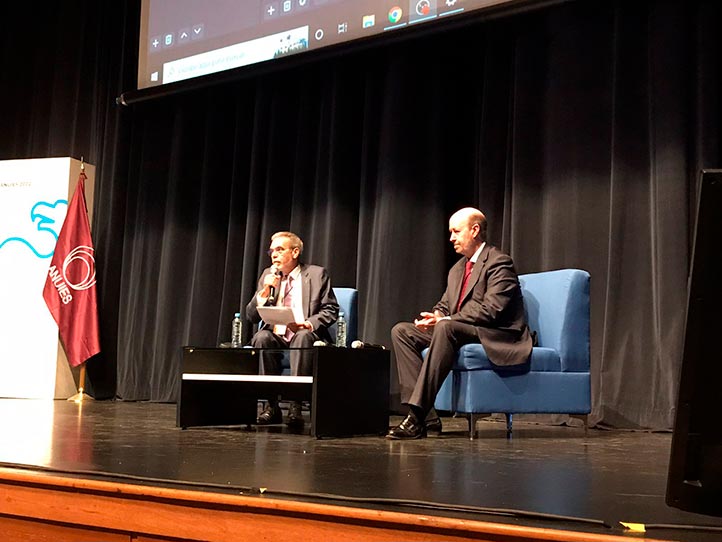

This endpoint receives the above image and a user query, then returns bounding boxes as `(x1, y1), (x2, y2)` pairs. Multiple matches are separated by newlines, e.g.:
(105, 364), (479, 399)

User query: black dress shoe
(286, 401), (304, 428)
(425, 417), (442, 434)
(424, 408), (442, 434)
(386, 413), (426, 440)
(257, 404), (282, 425)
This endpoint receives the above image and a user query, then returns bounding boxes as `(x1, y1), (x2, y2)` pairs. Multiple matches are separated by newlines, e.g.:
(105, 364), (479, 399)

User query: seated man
(388, 207), (533, 439)
(246, 231), (339, 428)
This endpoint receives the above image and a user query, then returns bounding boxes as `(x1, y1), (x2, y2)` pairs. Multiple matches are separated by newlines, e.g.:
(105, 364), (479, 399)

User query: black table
(177, 346), (390, 438)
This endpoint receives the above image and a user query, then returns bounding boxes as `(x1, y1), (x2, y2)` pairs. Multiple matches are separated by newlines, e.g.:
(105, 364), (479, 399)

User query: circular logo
(62, 245), (96, 290)
(415, 0), (431, 16)
(388, 6), (403, 24)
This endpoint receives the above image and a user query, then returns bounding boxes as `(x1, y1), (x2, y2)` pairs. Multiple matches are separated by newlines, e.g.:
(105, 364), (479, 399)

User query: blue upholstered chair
(279, 287), (359, 374)
(432, 268), (591, 439)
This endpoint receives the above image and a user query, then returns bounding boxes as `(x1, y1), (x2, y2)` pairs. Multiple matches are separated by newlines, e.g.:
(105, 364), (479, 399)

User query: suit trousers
(250, 328), (320, 376)
(391, 319), (481, 414)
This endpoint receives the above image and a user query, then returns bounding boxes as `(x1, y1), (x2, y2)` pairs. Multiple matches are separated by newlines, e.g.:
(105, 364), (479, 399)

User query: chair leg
(467, 414), (479, 440)
(505, 413), (513, 439)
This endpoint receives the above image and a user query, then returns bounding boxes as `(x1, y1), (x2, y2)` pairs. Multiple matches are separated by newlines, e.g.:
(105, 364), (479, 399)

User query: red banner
(43, 171), (100, 367)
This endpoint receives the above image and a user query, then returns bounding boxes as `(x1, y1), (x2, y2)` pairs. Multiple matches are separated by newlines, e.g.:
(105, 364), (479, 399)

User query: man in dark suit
(247, 231), (339, 427)
(388, 208), (533, 439)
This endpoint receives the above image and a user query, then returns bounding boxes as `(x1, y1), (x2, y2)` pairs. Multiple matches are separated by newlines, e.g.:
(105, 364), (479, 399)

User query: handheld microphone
(351, 340), (386, 350)
(268, 265), (281, 303)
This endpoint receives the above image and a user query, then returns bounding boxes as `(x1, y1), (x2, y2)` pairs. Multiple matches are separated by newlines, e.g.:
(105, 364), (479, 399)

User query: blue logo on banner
(0, 199), (68, 258)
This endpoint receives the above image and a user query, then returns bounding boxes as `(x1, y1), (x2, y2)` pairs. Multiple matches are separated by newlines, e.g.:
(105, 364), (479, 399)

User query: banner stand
(43, 160), (100, 403)
(67, 365), (94, 403)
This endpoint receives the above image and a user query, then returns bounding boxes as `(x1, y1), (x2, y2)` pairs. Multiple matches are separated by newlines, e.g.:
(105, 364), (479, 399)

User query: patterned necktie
(283, 276), (294, 340)
(283, 275), (293, 307)
(457, 260), (474, 312)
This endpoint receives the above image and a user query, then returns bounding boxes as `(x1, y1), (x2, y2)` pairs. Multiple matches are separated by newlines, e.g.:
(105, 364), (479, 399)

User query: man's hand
(287, 321), (312, 332)
(414, 310), (443, 331)
(261, 272), (281, 297)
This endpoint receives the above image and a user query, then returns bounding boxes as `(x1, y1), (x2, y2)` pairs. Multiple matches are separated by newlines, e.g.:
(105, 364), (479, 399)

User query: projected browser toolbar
(138, 0), (527, 90)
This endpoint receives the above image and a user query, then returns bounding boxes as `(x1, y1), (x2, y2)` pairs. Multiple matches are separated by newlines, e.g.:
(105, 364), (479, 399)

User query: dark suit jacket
(246, 263), (339, 344)
(433, 244), (532, 366)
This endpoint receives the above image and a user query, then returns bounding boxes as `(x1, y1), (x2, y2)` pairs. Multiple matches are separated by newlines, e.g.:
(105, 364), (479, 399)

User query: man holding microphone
(246, 231), (339, 428)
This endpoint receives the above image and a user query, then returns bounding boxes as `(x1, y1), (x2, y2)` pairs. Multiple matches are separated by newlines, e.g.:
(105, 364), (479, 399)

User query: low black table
(177, 346), (390, 438)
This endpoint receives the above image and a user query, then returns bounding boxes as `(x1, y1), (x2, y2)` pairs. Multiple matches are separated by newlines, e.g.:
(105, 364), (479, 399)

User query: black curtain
(1, 0), (720, 429)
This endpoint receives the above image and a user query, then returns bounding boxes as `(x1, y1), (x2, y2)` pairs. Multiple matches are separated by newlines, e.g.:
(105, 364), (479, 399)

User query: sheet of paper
(257, 306), (299, 326)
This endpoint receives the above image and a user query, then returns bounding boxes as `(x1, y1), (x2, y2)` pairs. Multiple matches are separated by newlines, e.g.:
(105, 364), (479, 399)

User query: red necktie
(457, 260), (474, 312)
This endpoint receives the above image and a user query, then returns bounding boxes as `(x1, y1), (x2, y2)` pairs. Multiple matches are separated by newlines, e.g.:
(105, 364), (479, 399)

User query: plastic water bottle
(336, 311), (347, 348)
(231, 312), (243, 348)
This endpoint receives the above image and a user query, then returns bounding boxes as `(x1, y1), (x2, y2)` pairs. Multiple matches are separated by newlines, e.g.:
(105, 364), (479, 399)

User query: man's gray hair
(271, 231), (304, 256)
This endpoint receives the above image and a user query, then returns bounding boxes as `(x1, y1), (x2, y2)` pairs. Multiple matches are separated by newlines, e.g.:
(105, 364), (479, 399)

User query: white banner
(0, 158), (93, 398)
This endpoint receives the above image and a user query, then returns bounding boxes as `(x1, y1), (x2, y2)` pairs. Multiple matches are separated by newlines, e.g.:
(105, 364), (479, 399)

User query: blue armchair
(432, 268), (591, 438)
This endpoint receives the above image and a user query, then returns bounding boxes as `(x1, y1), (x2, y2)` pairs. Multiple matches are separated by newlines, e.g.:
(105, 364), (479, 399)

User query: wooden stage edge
(0, 466), (670, 542)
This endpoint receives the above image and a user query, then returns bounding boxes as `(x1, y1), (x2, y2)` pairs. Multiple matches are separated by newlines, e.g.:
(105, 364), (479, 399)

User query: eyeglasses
(267, 247), (292, 257)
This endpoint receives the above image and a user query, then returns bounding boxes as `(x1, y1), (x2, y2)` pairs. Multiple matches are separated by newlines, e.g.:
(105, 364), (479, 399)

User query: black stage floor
(1, 398), (721, 541)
